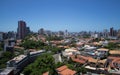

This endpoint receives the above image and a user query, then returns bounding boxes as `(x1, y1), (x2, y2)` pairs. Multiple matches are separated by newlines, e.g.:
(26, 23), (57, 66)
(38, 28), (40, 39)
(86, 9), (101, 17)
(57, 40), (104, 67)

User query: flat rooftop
(30, 50), (45, 55)
(11, 55), (26, 63)
(97, 48), (109, 51)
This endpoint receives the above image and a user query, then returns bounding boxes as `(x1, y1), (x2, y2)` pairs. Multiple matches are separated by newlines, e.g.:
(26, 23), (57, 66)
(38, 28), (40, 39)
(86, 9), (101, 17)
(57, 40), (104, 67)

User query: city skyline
(0, 0), (120, 32)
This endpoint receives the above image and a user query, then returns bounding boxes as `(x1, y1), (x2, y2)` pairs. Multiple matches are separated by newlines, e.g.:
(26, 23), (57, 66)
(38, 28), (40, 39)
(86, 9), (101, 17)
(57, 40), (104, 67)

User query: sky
(0, 0), (120, 32)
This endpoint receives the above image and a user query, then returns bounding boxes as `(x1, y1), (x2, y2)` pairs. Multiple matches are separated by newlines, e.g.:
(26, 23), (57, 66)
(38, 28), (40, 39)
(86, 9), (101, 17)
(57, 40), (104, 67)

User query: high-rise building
(17, 20), (27, 39)
(110, 27), (114, 36)
(110, 27), (117, 37)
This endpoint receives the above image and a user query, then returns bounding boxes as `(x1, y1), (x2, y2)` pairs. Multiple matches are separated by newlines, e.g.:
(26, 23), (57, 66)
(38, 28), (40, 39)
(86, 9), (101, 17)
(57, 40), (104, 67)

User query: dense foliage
(46, 36), (63, 41)
(92, 38), (101, 42)
(21, 35), (87, 74)
(20, 38), (63, 54)
(23, 53), (57, 75)
(20, 39), (45, 49)
(0, 42), (4, 51)
(104, 42), (120, 50)
(0, 51), (13, 69)
(14, 48), (24, 56)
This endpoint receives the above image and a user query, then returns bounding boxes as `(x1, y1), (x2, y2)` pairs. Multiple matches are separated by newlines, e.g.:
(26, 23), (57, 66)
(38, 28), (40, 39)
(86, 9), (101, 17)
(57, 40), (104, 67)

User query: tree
(55, 62), (64, 68)
(30, 69), (42, 75)
(0, 51), (13, 69)
(68, 57), (74, 64)
(23, 65), (32, 75)
(2, 51), (13, 58)
(76, 67), (81, 75)
(46, 36), (63, 41)
(49, 66), (58, 75)
(75, 66), (87, 74)
(66, 64), (75, 70)
(80, 67), (87, 74)
(104, 42), (119, 50)
(0, 47), (2, 51)
(23, 53), (56, 74)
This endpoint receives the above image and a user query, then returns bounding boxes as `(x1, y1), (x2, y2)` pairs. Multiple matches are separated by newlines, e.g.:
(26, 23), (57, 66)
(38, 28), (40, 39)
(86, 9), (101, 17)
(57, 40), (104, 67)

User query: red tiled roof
(56, 65), (67, 72)
(58, 68), (76, 75)
(73, 59), (86, 64)
(108, 56), (120, 68)
(70, 55), (88, 64)
(57, 65), (76, 75)
(71, 55), (102, 64)
(43, 65), (76, 75)
(109, 50), (120, 55)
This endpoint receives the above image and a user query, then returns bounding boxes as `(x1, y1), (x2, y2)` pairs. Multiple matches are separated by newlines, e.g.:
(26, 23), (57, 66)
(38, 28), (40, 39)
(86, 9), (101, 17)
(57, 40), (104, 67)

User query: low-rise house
(57, 45), (70, 49)
(97, 48), (109, 58)
(62, 48), (78, 57)
(16, 40), (22, 46)
(107, 56), (120, 75)
(70, 55), (88, 64)
(14, 46), (24, 50)
(107, 56), (120, 70)
(43, 65), (76, 75)
(56, 65), (76, 75)
(71, 54), (107, 68)
(4, 39), (15, 52)
(109, 50), (120, 56)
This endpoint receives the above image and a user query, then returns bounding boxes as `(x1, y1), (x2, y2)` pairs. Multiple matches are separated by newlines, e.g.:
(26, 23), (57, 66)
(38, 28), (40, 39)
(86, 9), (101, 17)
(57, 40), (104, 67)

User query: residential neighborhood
(0, 0), (120, 75)
(0, 26), (120, 75)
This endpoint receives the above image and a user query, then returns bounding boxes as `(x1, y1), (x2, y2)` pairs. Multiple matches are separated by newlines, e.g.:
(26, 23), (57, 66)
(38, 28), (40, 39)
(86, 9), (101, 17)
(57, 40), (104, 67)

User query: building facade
(17, 20), (30, 39)
(17, 20), (27, 39)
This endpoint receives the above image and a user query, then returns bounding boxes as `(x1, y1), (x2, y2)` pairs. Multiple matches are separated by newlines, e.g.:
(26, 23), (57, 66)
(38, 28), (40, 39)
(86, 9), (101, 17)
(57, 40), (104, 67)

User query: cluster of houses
(1, 35), (120, 75)
(61, 46), (120, 74)
(41, 43), (120, 75)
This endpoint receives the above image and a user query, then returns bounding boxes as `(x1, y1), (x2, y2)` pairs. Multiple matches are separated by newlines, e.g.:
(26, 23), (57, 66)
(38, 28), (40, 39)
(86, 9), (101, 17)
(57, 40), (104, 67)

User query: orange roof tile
(109, 50), (120, 55)
(56, 65), (67, 72)
(43, 65), (76, 75)
(58, 68), (76, 75)
(70, 55), (88, 64)
(108, 56), (120, 68)
(73, 59), (86, 64)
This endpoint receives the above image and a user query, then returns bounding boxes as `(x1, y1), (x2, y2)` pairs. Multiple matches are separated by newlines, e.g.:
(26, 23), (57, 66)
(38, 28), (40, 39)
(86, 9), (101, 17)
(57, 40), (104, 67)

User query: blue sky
(0, 0), (120, 32)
